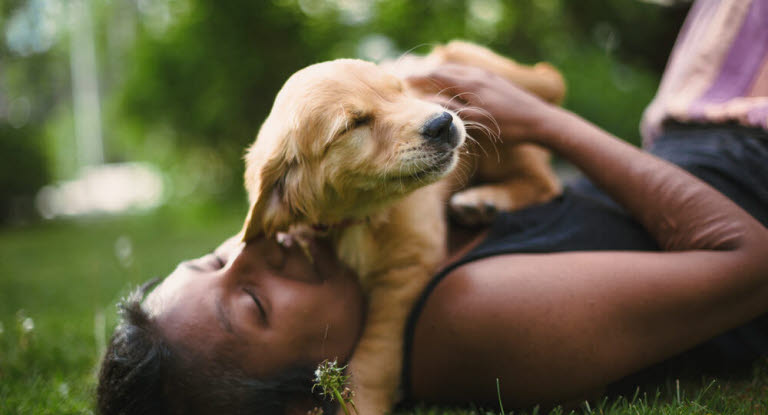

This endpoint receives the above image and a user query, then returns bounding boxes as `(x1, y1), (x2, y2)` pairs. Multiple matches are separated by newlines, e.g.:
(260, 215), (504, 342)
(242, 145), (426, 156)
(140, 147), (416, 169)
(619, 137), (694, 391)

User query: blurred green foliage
(0, 0), (691, 223)
(0, 124), (48, 220)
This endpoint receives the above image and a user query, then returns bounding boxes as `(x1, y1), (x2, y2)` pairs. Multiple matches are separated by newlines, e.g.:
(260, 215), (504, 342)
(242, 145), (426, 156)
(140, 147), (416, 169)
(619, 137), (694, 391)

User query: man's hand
(409, 63), (557, 143)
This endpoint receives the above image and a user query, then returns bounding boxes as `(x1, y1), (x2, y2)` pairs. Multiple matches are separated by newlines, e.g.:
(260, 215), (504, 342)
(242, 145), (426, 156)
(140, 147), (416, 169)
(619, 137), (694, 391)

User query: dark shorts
(401, 123), (768, 400)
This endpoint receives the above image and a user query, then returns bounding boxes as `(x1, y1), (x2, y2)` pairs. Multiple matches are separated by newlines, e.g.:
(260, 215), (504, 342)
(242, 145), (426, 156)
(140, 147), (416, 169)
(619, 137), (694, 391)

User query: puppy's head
(243, 59), (465, 240)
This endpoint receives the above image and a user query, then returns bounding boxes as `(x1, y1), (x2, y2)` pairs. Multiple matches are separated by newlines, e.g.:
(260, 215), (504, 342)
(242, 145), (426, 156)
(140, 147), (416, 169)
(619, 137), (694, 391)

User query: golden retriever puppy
(243, 58), (460, 414)
(242, 43), (564, 414)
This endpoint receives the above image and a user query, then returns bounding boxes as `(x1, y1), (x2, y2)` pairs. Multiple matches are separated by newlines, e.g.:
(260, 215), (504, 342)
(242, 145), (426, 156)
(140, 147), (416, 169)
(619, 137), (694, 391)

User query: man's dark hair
(96, 279), (333, 415)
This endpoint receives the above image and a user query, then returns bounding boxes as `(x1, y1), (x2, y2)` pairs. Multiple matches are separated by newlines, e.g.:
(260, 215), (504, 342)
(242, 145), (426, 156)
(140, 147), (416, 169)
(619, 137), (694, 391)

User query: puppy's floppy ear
(241, 150), (296, 242)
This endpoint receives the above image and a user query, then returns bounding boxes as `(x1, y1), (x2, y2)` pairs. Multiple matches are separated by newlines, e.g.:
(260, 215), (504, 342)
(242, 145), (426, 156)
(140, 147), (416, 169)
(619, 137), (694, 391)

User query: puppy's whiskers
(393, 43), (436, 69)
(462, 129), (489, 158)
(456, 107), (501, 162)
(445, 91), (478, 107)
(385, 155), (402, 189)
(465, 121), (501, 160)
(382, 151), (397, 177)
(451, 157), (474, 190)
(433, 86), (457, 101)
(461, 106), (501, 142)
(397, 154), (406, 190)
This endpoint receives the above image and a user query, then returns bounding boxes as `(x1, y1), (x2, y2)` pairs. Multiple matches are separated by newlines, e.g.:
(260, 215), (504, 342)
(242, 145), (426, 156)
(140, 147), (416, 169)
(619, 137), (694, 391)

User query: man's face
(145, 235), (366, 378)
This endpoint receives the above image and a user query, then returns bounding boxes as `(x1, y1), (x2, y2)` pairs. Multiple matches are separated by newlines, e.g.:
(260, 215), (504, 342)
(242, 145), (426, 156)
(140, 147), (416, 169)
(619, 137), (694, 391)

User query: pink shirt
(641, 0), (768, 146)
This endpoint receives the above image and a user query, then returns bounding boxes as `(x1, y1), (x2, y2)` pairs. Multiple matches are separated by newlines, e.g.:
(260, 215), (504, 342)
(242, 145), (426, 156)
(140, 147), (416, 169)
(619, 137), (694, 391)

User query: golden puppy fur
(242, 42), (564, 414)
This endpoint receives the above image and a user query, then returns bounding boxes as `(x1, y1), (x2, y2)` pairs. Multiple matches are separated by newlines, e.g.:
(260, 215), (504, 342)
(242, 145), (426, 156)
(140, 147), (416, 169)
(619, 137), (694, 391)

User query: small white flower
(21, 317), (34, 333)
(58, 382), (69, 397)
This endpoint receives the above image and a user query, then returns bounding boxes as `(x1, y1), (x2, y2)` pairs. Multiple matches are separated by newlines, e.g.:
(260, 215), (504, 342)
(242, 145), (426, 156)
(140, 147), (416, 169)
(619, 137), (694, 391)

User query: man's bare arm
(409, 65), (768, 407)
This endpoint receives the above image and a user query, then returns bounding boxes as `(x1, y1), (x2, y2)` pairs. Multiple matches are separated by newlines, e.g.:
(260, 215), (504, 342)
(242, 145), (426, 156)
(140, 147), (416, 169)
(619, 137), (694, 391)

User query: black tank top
(401, 124), (768, 398)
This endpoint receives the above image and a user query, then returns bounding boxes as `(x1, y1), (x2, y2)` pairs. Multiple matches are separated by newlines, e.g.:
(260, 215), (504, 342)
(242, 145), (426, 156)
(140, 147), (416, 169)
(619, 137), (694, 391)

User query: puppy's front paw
(449, 188), (507, 226)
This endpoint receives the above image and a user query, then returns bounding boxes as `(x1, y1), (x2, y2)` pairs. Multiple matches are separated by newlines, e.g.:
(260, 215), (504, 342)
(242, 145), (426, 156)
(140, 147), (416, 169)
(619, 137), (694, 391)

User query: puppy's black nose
(422, 112), (456, 146)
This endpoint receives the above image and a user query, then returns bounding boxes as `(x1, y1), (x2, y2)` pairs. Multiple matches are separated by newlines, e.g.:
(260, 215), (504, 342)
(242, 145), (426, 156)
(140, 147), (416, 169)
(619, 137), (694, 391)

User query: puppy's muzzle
(421, 111), (460, 149)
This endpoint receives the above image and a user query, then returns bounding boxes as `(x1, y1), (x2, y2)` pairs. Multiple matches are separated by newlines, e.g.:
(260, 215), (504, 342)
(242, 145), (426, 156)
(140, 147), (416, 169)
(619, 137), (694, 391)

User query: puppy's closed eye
(339, 112), (373, 136)
(352, 114), (372, 127)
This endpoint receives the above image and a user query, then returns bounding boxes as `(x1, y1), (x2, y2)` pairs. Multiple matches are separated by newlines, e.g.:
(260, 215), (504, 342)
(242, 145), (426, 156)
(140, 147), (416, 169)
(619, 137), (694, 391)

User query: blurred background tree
(0, 0), (691, 225)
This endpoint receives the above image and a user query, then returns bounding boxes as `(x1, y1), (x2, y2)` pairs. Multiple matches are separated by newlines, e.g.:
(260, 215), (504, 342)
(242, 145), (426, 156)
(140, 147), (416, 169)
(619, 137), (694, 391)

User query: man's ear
(241, 152), (295, 242)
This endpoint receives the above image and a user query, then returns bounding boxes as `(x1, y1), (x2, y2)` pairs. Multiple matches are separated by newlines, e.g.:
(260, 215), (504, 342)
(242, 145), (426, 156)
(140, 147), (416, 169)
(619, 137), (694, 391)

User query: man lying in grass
(96, 2), (768, 414)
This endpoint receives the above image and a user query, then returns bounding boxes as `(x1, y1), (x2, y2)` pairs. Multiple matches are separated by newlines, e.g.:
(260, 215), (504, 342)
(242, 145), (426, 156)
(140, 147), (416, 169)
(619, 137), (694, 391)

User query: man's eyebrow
(215, 297), (234, 333)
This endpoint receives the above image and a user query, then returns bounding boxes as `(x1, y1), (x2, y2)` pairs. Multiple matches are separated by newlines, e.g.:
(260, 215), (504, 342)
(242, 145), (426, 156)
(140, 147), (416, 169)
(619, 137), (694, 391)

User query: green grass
(1, 205), (767, 414)
(397, 373), (768, 414)
(0, 203), (245, 414)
